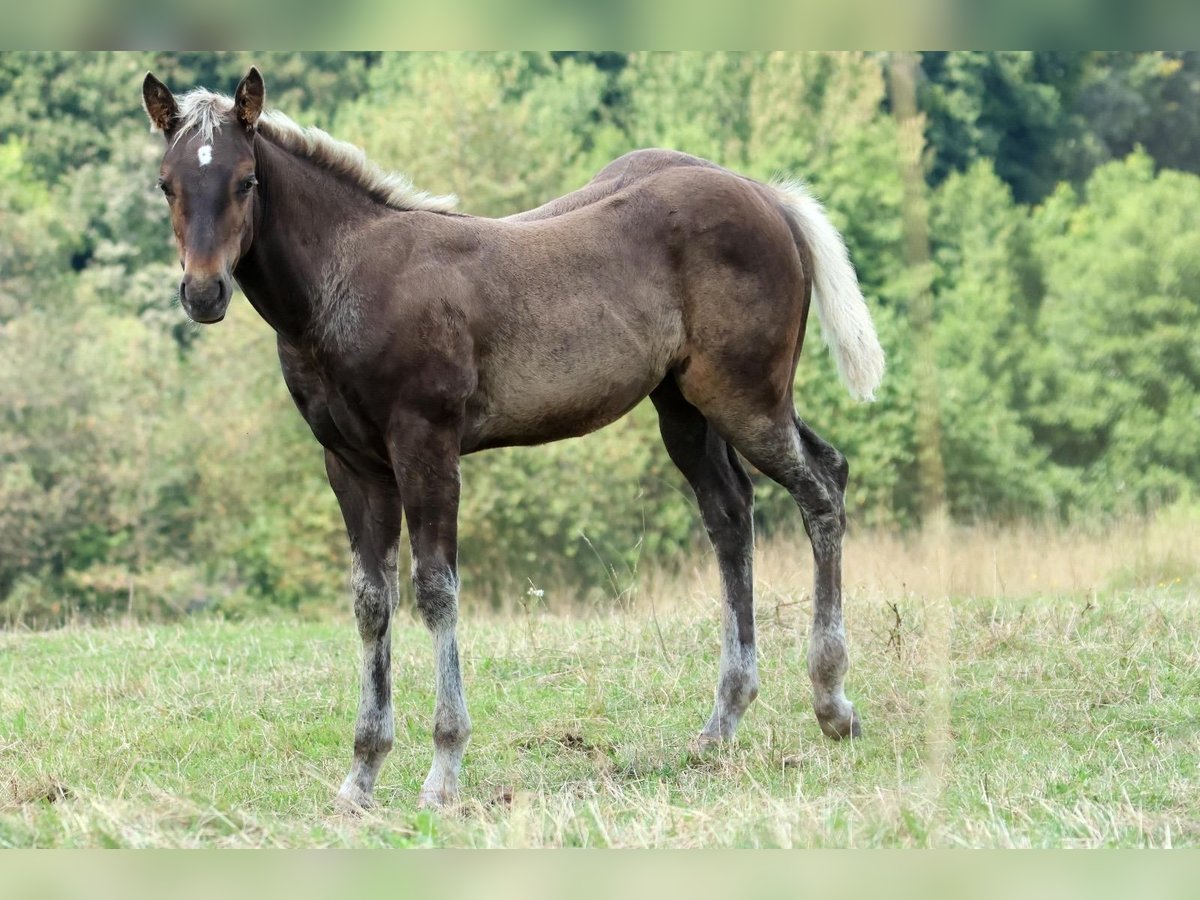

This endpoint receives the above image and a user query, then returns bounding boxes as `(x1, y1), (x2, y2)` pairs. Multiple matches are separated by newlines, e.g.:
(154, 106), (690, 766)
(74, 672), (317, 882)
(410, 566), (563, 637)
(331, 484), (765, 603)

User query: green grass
(2, 586), (1198, 847)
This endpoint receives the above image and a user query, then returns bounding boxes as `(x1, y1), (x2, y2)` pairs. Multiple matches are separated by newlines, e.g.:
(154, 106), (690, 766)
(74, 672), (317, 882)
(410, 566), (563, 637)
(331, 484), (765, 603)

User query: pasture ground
(2, 516), (1198, 848)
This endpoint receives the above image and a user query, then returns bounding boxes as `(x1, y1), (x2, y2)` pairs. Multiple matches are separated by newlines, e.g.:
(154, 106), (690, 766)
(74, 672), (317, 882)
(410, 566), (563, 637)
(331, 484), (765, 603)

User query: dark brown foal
(143, 69), (883, 809)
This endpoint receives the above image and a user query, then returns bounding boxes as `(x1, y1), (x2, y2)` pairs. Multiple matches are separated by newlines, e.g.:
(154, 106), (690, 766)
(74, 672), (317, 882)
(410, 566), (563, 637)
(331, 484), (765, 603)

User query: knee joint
(808, 627), (849, 682)
(719, 669), (759, 710)
(413, 564), (459, 629)
(433, 719), (470, 749)
(354, 731), (394, 757)
(351, 563), (391, 639)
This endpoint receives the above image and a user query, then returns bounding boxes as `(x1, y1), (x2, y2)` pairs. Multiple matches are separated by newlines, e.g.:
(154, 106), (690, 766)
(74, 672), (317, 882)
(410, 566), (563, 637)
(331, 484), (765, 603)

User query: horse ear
(234, 66), (265, 131)
(142, 72), (178, 136)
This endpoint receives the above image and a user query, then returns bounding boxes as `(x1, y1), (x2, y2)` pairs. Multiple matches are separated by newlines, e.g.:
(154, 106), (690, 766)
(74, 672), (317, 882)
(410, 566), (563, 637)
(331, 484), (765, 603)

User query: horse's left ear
(234, 66), (265, 131)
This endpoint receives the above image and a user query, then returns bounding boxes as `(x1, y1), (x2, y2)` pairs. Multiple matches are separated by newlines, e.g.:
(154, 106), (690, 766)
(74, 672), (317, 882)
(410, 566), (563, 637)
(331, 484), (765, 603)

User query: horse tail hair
(770, 178), (885, 402)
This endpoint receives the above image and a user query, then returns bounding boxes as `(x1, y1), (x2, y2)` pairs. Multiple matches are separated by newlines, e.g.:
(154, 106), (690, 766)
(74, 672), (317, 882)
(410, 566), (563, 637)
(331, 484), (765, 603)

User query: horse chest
(281, 358), (388, 468)
(326, 392), (383, 450)
(298, 393), (348, 449)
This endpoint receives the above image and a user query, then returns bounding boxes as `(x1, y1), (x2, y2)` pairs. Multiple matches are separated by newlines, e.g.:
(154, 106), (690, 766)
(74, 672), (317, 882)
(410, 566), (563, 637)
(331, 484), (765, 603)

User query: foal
(142, 67), (885, 810)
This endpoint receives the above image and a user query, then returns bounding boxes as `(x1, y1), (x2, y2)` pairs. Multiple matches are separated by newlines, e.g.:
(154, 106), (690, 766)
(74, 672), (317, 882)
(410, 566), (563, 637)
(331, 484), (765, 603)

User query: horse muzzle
(180, 273), (232, 324)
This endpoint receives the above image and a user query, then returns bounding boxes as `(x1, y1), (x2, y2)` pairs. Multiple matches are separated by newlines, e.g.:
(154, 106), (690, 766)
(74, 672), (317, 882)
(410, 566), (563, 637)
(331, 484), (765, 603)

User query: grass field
(2, 516), (1198, 848)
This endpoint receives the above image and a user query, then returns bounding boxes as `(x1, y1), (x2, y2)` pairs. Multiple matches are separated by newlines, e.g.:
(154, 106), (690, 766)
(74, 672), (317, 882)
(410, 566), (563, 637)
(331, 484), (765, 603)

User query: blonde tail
(771, 178), (885, 401)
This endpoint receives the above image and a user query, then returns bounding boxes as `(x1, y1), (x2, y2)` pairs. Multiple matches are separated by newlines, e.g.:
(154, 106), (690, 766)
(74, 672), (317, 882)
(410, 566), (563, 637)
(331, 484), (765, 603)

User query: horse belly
(469, 306), (681, 449)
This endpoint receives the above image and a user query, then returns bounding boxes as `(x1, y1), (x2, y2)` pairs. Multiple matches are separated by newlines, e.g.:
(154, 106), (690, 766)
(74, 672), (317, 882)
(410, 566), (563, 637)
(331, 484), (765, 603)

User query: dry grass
(641, 506), (1200, 615)
(2, 512), (1198, 847)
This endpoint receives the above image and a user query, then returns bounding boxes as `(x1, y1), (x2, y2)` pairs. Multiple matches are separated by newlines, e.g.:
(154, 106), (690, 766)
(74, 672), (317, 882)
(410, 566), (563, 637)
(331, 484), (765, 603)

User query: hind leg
(651, 380), (759, 745)
(790, 414), (859, 739)
(702, 400), (859, 740)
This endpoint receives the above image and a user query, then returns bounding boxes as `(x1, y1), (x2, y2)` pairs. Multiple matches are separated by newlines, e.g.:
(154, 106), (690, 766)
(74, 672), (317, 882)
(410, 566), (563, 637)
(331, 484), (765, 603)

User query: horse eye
(157, 180), (174, 198)
(239, 176), (258, 194)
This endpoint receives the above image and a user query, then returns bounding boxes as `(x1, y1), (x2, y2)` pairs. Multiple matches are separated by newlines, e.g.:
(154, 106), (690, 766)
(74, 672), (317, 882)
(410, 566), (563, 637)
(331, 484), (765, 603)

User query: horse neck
(234, 137), (386, 346)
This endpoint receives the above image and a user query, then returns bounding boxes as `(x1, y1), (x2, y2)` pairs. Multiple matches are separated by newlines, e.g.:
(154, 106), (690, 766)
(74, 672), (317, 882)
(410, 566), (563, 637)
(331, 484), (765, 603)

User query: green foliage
(459, 403), (697, 602)
(0, 139), (81, 321)
(920, 51), (1085, 203)
(0, 52), (153, 185)
(0, 303), (194, 621)
(335, 52), (609, 216)
(1068, 52), (1200, 179)
(1028, 151), (1200, 515)
(928, 162), (1057, 520)
(617, 52), (757, 166)
(2, 52), (1199, 620)
(919, 51), (1200, 204)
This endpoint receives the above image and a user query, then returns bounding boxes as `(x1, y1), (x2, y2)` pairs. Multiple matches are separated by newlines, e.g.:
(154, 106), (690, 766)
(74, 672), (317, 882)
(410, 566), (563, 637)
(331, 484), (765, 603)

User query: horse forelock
(163, 89), (458, 214)
(170, 89), (234, 145)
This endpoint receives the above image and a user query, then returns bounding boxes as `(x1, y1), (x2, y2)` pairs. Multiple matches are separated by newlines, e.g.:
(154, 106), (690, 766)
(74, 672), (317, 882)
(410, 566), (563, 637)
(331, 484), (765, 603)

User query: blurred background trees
(2, 51), (1197, 624)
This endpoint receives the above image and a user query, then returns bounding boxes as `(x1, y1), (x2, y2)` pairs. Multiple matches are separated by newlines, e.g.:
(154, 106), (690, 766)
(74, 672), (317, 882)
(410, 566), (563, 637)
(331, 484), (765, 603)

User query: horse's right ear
(142, 72), (178, 137)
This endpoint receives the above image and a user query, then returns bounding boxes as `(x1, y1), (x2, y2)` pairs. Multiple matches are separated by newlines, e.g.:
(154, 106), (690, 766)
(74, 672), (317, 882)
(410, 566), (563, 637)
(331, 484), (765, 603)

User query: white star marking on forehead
(198, 145), (213, 167)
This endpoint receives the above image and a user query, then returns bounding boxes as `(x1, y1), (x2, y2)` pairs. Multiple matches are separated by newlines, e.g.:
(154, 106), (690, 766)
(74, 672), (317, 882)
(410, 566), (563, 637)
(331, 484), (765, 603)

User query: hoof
(334, 782), (374, 815)
(691, 732), (727, 754)
(816, 705), (862, 740)
(417, 788), (457, 810)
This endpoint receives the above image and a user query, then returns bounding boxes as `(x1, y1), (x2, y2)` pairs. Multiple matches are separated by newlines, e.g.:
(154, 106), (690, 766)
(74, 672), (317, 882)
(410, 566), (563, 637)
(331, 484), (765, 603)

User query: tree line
(1, 51), (1197, 624)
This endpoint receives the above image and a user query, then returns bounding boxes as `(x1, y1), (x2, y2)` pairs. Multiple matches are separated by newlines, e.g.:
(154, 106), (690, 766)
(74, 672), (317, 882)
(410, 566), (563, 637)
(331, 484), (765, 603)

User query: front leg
(391, 413), (471, 809)
(326, 451), (403, 811)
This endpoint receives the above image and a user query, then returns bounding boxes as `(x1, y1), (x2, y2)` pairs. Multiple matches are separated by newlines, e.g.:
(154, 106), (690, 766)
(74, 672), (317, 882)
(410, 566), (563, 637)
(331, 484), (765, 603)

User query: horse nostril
(181, 276), (225, 305)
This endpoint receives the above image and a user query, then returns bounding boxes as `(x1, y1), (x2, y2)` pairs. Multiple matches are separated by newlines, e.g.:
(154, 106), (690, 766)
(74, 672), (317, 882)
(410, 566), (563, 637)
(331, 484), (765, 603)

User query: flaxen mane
(164, 89), (458, 214)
